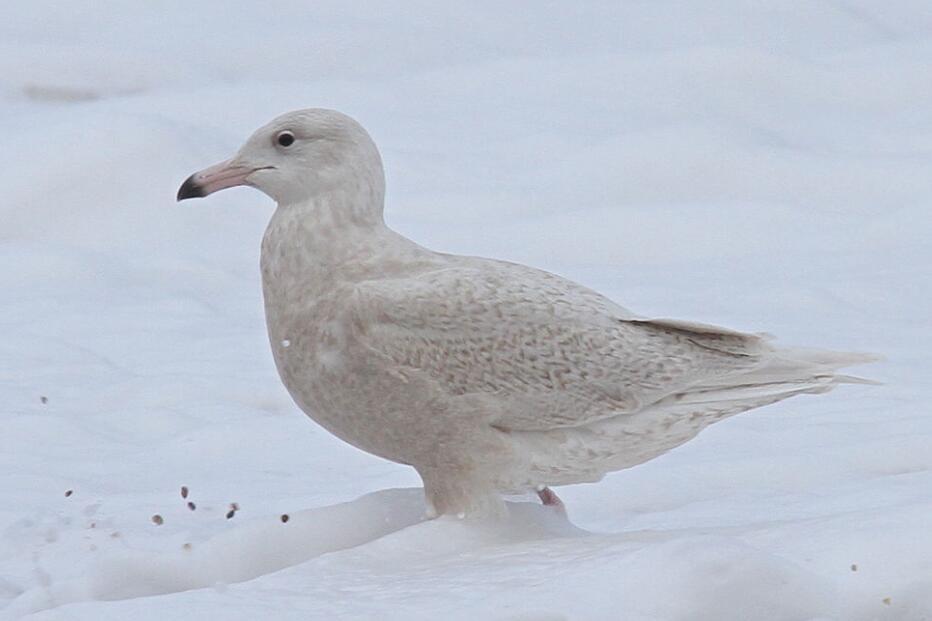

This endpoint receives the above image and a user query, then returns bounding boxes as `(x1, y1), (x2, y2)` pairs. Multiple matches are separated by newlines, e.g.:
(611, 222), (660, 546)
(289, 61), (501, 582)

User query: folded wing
(350, 262), (825, 432)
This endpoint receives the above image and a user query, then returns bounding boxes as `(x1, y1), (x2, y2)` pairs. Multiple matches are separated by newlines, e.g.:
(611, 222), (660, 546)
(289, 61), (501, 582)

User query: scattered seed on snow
(280, 514), (290, 523)
(64, 489), (73, 497)
(187, 501), (196, 511)
(883, 597), (892, 605)
(181, 486), (189, 499)
(226, 510), (235, 519)
(850, 564), (857, 572)
(151, 514), (164, 525)
(182, 543), (192, 551)
(40, 396), (48, 404)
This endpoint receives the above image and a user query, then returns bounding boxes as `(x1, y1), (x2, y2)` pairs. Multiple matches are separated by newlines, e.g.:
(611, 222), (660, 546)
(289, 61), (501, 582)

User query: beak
(176, 159), (257, 201)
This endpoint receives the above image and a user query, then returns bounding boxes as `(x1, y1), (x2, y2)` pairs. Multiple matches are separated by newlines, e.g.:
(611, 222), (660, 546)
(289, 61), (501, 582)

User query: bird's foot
(536, 486), (566, 514)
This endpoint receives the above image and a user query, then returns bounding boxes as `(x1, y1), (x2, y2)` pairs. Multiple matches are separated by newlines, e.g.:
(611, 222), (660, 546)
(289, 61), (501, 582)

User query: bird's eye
(276, 131), (295, 147)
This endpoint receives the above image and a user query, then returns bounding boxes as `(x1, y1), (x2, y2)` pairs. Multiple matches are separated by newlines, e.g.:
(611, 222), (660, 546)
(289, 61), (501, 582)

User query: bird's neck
(263, 194), (384, 269)
(293, 190), (383, 229)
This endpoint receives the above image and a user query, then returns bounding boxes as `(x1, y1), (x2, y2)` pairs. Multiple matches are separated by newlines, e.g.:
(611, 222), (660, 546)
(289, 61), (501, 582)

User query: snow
(0, 1), (929, 619)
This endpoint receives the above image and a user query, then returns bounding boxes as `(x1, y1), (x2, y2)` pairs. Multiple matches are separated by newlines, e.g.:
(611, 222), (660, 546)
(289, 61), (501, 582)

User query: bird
(177, 108), (876, 517)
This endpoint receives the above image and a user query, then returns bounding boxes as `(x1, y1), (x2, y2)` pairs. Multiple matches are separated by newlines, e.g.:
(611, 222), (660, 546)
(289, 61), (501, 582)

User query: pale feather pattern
(353, 263), (770, 432)
(350, 262), (875, 495)
(187, 108), (877, 517)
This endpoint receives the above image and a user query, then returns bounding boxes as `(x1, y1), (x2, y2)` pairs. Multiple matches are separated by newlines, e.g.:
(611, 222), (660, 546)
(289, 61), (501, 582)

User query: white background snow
(1, 2), (930, 619)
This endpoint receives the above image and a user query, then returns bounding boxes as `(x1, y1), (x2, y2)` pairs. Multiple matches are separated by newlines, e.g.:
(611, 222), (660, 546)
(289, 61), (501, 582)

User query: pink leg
(537, 486), (565, 511)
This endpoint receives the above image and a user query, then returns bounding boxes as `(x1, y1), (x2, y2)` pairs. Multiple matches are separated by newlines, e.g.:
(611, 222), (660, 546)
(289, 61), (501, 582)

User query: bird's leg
(537, 486), (565, 511)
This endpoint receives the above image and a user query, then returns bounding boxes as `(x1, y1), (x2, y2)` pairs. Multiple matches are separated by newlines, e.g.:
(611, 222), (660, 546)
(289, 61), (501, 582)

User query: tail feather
(773, 347), (882, 369)
(645, 345), (880, 418)
(832, 374), (882, 386)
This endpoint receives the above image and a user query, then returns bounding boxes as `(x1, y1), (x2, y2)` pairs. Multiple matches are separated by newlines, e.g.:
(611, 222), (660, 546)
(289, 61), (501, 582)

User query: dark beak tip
(176, 174), (205, 202)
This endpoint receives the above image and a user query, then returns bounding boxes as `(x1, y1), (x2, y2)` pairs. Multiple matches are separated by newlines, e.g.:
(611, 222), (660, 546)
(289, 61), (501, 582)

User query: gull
(178, 109), (875, 517)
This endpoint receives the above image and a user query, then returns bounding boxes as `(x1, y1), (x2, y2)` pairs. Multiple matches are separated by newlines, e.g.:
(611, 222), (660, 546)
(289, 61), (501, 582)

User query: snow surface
(1, 2), (930, 619)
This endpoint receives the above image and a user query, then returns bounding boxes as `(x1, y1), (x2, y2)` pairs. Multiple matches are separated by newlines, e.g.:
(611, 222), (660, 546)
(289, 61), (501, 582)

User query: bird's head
(177, 108), (385, 216)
